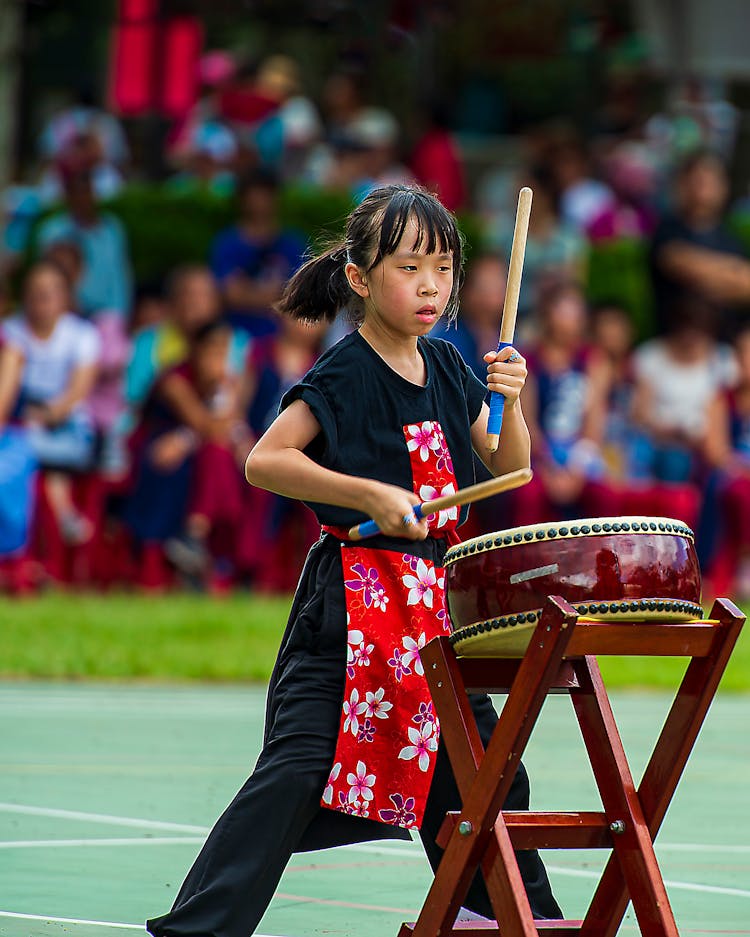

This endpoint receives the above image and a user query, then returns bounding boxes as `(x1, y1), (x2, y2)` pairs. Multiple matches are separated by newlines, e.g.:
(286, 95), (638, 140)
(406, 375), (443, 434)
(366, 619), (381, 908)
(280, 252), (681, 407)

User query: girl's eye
(438, 265), (452, 273)
(400, 265), (417, 272)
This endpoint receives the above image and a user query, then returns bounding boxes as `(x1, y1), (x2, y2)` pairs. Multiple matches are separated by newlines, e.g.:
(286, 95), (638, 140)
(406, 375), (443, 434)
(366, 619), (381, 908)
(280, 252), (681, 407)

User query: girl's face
(24, 267), (69, 330)
(353, 217), (454, 340)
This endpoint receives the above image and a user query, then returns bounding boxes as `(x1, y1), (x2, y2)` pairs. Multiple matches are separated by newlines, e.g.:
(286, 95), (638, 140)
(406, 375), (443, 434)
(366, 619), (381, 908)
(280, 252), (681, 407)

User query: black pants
(147, 542), (562, 937)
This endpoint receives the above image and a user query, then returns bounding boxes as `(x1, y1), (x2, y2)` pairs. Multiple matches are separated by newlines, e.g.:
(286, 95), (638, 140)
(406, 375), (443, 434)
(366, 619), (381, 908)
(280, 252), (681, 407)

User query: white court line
(0, 911), (281, 935)
(547, 865), (750, 899)
(3, 801), (749, 857)
(2, 801), (748, 869)
(0, 803), (209, 834)
(0, 837), (205, 849)
(0, 910), (144, 930)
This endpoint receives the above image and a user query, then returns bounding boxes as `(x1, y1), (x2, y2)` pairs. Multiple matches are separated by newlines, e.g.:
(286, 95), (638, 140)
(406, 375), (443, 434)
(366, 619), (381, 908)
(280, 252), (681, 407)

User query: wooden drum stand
(401, 597), (744, 937)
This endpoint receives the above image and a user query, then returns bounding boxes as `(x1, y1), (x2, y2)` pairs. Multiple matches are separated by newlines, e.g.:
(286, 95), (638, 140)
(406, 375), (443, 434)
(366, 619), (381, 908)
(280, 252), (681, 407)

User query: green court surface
(1, 682), (748, 937)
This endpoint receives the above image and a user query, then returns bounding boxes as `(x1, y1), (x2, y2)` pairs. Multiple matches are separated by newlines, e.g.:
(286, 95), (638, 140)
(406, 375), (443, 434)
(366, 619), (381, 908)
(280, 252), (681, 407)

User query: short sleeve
(279, 380), (338, 462)
(431, 337), (487, 425)
(71, 319), (101, 367)
(464, 363), (488, 425)
(1, 316), (27, 353)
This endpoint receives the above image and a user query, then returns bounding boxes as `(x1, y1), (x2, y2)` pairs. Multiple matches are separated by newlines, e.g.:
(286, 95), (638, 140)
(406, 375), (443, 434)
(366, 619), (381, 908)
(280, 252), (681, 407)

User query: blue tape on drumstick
(487, 340), (514, 440)
(352, 503), (425, 540)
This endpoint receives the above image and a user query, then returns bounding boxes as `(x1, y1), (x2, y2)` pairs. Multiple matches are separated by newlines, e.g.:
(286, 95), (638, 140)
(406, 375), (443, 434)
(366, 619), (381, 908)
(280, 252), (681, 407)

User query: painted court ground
(1, 682), (748, 937)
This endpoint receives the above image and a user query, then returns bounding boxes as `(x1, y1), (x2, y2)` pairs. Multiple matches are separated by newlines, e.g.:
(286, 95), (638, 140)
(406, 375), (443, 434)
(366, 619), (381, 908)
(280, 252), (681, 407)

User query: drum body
(445, 516), (702, 656)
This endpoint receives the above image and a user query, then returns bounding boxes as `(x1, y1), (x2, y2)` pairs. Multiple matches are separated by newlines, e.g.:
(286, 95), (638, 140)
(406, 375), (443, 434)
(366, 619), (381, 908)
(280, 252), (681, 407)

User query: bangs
(367, 188), (462, 270)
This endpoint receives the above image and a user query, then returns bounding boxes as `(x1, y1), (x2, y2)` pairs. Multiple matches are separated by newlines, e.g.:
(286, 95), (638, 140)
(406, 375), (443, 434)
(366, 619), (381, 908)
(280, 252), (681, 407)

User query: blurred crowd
(2, 50), (750, 598)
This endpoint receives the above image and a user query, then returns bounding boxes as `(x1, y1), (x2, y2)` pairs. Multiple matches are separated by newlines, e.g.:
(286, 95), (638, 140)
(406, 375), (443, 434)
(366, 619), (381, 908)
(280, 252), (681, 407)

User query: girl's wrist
(358, 477), (388, 516)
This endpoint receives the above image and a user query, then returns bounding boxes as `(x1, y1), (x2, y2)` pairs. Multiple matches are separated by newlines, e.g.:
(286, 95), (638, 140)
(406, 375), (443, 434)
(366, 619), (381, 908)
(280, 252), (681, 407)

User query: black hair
(236, 166), (281, 200)
(664, 294), (719, 337)
(164, 264), (214, 301)
(524, 163), (560, 213)
(190, 318), (231, 347)
(278, 184), (464, 324)
(590, 298), (632, 321)
(676, 146), (727, 179)
(24, 258), (74, 294)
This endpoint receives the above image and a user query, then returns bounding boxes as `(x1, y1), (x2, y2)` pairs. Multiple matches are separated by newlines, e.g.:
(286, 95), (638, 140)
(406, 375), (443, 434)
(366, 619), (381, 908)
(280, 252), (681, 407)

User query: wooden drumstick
(347, 468), (532, 541)
(487, 186), (533, 453)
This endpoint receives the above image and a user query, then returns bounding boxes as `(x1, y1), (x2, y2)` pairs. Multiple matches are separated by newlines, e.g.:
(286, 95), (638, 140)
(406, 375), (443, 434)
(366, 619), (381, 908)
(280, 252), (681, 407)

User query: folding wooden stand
(403, 596), (744, 937)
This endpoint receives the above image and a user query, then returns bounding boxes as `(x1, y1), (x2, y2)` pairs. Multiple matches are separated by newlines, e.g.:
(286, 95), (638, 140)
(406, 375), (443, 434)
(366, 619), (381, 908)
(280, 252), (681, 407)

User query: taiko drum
(444, 516), (702, 656)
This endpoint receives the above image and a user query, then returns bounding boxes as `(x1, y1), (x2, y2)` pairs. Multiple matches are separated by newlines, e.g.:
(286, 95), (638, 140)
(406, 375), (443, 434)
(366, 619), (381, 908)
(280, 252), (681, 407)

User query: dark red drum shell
(446, 531), (701, 631)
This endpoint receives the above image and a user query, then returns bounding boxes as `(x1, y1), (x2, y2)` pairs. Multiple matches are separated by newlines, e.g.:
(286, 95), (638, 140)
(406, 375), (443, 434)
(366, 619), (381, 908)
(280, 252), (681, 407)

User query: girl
(147, 185), (561, 937)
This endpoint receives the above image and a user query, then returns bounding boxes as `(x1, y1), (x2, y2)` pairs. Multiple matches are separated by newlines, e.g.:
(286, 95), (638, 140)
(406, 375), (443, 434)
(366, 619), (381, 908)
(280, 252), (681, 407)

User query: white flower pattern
(401, 633), (427, 676)
(418, 482), (459, 530)
(403, 559), (438, 608)
(322, 762), (341, 805)
(347, 760), (376, 803)
(406, 421), (441, 462)
(365, 687), (393, 719)
(399, 722), (439, 772)
(325, 420), (458, 830)
(342, 688), (367, 737)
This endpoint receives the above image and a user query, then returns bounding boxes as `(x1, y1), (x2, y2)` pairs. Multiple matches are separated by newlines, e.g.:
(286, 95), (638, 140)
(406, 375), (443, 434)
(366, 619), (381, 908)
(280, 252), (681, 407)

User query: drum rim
(449, 597), (705, 649)
(444, 515), (695, 567)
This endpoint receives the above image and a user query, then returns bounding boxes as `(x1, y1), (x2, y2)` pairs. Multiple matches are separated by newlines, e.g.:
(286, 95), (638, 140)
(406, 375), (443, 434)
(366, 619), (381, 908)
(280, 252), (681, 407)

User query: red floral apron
(322, 421), (459, 830)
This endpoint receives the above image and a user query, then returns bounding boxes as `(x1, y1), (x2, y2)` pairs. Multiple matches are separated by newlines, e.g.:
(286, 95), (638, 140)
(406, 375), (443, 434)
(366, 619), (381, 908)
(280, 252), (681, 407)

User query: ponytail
(276, 242), (362, 323)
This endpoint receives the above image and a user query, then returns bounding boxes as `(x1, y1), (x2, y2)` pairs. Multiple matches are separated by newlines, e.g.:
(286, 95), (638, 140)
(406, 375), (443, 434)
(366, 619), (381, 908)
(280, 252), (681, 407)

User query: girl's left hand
(483, 346), (527, 407)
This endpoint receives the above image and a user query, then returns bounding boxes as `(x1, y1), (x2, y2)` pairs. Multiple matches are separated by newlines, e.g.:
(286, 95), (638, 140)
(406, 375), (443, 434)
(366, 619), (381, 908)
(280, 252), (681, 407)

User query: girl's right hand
(363, 481), (430, 541)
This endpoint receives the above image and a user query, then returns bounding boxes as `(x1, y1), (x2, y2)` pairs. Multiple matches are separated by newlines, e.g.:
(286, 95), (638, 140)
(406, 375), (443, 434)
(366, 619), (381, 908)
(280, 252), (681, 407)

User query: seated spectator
(547, 132), (615, 232)
(485, 163), (587, 332)
(588, 301), (639, 481)
(304, 68), (399, 195)
(649, 148), (750, 336)
(219, 55), (320, 178)
(164, 121), (239, 198)
(210, 168), (305, 338)
(432, 253), (507, 382)
(0, 260), (99, 544)
(513, 282), (613, 525)
(166, 49), (238, 167)
(704, 323), (750, 596)
(36, 165), (133, 319)
(587, 142), (658, 243)
(37, 85), (130, 203)
(339, 109), (414, 198)
(43, 238), (131, 477)
(236, 314), (326, 591)
(123, 319), (250, 590)
(630, 296), (736, 486)
(409, 105), (467, 213)
(130, 281), (168, 334)
(126, 265), (247, 412)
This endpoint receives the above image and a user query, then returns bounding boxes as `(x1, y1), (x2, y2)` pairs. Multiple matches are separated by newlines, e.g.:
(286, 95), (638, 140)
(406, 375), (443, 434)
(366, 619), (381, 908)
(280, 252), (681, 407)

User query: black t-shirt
(279, 330), (487, 529)
(649, 213), (746, 332)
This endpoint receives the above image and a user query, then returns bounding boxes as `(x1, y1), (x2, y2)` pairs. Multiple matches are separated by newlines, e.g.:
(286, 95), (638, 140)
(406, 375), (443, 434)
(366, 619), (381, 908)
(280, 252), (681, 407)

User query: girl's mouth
(416, 306), (436, 321)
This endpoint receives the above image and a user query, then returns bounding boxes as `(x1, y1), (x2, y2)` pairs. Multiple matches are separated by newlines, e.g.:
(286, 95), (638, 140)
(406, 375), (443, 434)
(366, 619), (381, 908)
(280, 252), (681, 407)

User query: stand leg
(409, 598), (578, 937)
(578, 599), (745, 937)
(572, 656), (678, 937)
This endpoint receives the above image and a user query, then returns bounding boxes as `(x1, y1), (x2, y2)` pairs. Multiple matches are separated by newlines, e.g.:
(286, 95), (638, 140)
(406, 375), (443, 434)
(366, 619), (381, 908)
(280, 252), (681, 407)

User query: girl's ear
(344, 262), (369, 298)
